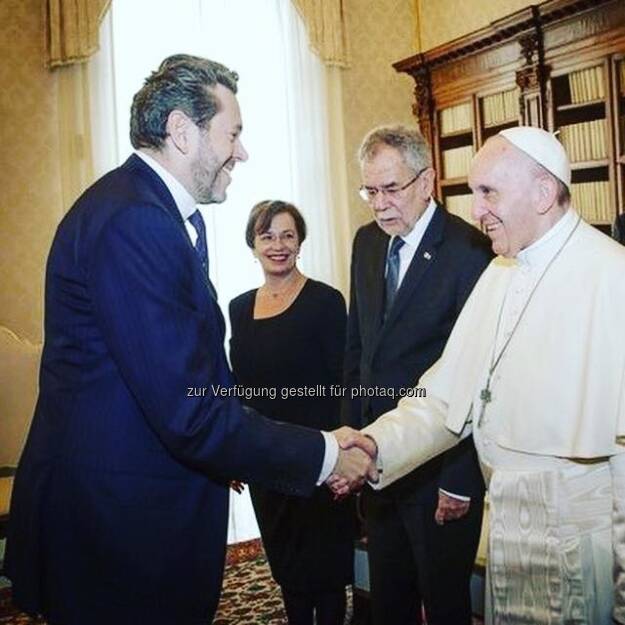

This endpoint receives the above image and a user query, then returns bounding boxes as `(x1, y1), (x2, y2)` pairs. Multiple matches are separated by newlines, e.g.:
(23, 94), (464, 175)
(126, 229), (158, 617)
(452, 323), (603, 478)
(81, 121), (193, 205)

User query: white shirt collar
(393, 197), (437, 249)
(135, 150), (197, 221)
(516, 208), (579, 269)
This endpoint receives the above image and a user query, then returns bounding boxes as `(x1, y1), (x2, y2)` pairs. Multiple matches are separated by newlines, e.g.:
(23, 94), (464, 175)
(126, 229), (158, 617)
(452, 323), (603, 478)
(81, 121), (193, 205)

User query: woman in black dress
(229, 200), (354, 625)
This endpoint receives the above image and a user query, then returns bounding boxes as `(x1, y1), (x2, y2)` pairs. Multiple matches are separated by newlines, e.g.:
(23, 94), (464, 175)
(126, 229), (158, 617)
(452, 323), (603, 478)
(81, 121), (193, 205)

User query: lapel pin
(423, 252), (432, 260)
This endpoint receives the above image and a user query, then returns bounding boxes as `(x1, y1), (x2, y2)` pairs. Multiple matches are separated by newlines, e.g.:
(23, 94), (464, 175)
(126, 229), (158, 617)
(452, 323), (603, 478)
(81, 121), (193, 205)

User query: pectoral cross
(477, 382), (492, 427)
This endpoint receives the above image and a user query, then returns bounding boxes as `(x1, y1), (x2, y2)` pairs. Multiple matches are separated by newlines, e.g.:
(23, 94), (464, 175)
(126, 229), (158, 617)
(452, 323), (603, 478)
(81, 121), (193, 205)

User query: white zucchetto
(499, 126), (571, 187)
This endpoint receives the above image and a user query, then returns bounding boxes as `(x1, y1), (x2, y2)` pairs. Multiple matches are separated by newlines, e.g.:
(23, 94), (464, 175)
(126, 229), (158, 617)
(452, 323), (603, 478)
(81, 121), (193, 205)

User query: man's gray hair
(130, 54), (239, 150)
(358, 125), (432, 172)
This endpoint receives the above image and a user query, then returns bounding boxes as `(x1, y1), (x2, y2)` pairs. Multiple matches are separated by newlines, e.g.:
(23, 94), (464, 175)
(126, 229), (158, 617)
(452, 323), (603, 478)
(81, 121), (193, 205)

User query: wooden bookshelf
(477, 87), (521, 145)
(394, 0), (625, 229)
(557, 100), (605, 113)
(445, 192), (476, 226)
(437, 101), (474, 186)
(439, 128), (473, 140)
(570, 159), (610, 170)
(440, 178), (471, 188)
(552, 60), (612, 225)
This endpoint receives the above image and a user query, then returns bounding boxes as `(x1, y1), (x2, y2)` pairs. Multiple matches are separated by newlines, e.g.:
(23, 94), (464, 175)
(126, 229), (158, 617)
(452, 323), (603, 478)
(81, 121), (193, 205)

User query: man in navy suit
(342, 125), (492, 625)
(5, 55), (373, 625)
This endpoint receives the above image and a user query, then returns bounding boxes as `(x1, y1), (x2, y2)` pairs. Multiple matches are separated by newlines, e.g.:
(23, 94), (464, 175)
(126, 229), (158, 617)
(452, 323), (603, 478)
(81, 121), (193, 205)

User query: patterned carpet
(214, 539), (295, 624)
(0, 589), (45, 625)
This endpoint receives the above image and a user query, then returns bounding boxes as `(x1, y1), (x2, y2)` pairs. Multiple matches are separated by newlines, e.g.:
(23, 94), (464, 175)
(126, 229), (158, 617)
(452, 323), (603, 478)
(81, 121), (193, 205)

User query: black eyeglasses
(359, 167), (428, 202)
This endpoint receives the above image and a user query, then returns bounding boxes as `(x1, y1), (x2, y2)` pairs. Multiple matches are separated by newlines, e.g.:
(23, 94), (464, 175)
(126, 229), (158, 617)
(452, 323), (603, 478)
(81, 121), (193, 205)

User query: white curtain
(275, 3), (344, 287)
(90, 0), (347, 544)
(194, 0), (346, 303)
(88, 8), (118, 180)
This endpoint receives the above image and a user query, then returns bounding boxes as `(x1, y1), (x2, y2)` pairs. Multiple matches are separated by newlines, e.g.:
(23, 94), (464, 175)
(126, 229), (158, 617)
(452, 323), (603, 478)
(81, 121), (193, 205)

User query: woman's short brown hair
(245, 200), (307, 249)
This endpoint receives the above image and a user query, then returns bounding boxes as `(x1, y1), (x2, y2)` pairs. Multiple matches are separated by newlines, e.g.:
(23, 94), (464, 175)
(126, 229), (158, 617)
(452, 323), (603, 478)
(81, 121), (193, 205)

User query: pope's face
(469, 137), (541, 258)
(191, 84), (248, 204)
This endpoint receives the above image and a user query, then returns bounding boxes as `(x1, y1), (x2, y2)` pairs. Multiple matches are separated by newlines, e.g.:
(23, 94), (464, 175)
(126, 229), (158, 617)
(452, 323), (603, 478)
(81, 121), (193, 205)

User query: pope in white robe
(335, 127), (625, 625)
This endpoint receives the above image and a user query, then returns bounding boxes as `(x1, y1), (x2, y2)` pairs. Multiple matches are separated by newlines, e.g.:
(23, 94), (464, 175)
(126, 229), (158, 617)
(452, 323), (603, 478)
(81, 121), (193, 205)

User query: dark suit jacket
(343, 205), (492, 502)
(613, 212), (625, 245)
(6, 154), (324, 625)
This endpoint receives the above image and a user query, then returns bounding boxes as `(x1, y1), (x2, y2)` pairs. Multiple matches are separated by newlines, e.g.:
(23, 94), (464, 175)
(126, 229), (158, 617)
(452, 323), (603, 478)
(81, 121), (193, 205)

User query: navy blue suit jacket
(6, 155), (324, 625)
(343, 206), (492, 502)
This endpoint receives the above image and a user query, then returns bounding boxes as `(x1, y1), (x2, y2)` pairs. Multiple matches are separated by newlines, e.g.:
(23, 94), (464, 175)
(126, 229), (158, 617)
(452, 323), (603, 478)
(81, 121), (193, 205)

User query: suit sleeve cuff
(317, 431), (338, 485)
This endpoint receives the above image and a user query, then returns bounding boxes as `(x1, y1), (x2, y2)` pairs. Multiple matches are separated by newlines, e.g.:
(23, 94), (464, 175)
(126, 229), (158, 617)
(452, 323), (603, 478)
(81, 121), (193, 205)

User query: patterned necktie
(385, 236), (405, 317)
(188, 210), (209, 275)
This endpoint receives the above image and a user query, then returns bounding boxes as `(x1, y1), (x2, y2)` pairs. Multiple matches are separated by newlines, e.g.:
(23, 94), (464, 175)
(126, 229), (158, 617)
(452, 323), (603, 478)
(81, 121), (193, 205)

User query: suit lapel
(123, 154), (182, 223)
(381, 205), (446, 331)
(365, 228), (390, 334)
(123, 155), (219, 303)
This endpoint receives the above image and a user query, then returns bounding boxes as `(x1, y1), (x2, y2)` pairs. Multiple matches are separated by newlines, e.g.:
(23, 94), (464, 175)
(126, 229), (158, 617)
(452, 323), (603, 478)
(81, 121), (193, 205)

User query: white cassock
(363, 209), (625, 625)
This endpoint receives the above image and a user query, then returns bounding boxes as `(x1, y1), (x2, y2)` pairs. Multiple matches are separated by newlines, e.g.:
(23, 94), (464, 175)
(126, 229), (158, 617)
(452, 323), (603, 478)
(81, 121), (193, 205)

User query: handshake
(326, 426), (379, 498)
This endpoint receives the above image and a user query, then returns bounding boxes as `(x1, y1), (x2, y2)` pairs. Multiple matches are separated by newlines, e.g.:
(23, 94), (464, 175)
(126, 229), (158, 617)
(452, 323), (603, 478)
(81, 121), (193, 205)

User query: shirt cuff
(366, 434), (383, 483)
(317, 431), (339, 485)
(439, 488), (471, 502)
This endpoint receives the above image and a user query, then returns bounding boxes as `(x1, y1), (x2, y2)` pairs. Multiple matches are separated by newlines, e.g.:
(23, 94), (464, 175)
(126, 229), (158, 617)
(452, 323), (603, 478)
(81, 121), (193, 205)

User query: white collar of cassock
(516, 208), (579, 271)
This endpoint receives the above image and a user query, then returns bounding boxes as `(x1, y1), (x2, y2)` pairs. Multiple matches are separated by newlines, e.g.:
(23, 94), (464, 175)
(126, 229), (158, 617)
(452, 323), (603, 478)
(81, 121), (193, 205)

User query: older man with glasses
(342, 124), (493, 625)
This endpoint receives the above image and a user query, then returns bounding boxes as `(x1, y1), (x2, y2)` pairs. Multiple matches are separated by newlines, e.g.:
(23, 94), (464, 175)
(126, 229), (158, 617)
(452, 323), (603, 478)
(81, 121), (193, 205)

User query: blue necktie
(188, 210), (209, 275)
(385, 236), (405, 317)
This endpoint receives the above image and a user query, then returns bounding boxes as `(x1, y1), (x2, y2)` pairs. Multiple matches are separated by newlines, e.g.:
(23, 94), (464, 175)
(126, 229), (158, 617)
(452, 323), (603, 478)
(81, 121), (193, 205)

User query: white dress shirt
(386, 198), (437, 287)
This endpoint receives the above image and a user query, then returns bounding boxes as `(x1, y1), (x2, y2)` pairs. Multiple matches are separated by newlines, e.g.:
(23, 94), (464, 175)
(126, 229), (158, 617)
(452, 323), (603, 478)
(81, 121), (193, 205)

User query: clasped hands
(326, 426), (378, 498)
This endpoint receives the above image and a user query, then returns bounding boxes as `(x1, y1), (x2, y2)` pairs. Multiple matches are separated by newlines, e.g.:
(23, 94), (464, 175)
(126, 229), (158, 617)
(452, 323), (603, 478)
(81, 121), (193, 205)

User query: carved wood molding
(395, 0), (621, 129)
(411, 66), (434, 144)
(394, 0), (617, 78)
(515, 12), (547, 123)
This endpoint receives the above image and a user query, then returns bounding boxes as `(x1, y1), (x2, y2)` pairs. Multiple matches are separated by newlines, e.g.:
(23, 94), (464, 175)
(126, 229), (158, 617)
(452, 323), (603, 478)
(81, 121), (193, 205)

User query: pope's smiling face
(469, 137), (546, 258)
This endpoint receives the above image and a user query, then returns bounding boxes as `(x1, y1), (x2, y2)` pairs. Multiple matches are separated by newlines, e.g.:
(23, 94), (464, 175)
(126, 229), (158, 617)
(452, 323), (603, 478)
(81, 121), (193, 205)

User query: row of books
(571, 181), (612, 224)
(440, 102), (472, 135)
(558, 118), (607, 162)
(482, 89), (519, 127)
(446, 194), (475, 225)
(442, 145), (474, 179)
(568, 65), (605, 104)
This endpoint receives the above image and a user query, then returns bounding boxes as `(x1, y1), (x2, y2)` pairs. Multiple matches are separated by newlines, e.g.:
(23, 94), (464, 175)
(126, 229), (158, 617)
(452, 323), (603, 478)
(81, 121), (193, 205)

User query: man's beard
(191, 142), (226, 204)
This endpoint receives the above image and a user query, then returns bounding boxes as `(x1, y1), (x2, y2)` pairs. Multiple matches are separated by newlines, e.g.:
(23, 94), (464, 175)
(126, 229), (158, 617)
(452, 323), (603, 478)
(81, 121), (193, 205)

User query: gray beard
(192, 166), (220, 204)
(191, 139), (225, 204)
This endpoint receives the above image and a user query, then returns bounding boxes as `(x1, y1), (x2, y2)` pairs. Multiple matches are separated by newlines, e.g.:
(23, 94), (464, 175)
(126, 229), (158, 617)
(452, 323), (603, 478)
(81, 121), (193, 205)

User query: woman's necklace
(259, 272), (305, 303)
(260, 272), (304, 299)
(477, 215), (581, 427)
